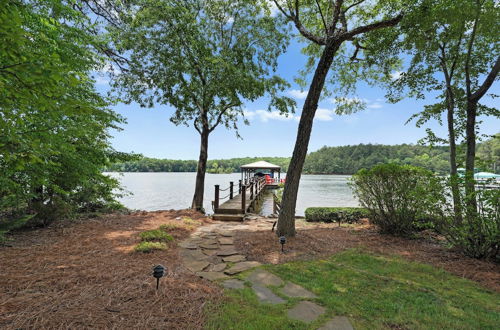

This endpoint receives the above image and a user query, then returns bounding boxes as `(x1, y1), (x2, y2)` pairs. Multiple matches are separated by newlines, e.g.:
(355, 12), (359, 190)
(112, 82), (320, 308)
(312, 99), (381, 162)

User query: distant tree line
(107, 138), (498, 175)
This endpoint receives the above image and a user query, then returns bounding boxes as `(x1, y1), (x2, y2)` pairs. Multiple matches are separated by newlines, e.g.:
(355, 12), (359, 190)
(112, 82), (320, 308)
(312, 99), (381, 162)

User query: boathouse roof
(240, 160), (281, 170)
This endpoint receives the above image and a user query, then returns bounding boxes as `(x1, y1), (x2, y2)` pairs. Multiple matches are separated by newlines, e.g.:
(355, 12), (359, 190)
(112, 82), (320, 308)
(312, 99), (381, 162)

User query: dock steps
(212, 213), (245, 221)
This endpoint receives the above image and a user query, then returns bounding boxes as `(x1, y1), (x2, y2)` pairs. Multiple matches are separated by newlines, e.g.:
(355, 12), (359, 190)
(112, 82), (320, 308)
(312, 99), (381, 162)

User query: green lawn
(206, 250), (499, 329)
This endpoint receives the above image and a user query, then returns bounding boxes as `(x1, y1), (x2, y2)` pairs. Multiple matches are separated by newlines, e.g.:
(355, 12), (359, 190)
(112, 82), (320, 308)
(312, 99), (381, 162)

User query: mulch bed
(0, 210), (221, 329)
(234, 219), (500, 292)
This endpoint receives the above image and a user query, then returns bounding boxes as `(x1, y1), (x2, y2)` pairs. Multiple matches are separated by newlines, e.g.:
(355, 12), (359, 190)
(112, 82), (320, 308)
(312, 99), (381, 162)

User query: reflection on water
(107, 172), (358, 216)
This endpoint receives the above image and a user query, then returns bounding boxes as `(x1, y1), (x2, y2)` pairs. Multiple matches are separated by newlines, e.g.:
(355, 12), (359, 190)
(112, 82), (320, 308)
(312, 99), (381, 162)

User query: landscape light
(279, 236), (286, 253)
(153, 264), (166, 290)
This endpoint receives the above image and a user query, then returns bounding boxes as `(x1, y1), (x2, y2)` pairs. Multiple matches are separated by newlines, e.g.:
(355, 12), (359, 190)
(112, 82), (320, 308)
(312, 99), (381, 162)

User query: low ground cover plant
(139, 229), (174, 242)
(134, 241), (167, 253)
(305, 207), (368, 224)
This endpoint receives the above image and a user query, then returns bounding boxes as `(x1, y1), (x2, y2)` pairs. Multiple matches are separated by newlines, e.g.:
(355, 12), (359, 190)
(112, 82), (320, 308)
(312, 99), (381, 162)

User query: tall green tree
(380, 0), (499, 218)
(1, 0), (127, 227)
(109, 0), (294, 211)
(273, 0), (404, 236)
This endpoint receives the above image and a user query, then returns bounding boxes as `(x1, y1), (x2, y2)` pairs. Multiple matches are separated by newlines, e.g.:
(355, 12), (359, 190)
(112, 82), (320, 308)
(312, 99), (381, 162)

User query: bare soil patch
(0, 210), (221, 329)
(234, 219), (500, 292)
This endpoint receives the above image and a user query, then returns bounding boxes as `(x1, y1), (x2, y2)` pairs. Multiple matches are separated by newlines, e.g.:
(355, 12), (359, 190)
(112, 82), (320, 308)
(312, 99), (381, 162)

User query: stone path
(178, 219), (354, 329)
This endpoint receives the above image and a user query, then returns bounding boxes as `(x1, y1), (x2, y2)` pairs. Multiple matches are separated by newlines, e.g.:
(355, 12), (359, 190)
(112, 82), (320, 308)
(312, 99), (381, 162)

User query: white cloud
(390, 71), (403, 80)
(367, 103), (383, 109)
(255, 110), (298, 122)
(315, 108), (334, 121)
(288, 89), (308, 99)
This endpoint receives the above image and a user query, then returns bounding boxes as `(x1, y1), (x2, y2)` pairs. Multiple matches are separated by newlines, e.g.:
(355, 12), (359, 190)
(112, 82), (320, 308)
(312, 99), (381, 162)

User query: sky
(95, 40), (499, 160)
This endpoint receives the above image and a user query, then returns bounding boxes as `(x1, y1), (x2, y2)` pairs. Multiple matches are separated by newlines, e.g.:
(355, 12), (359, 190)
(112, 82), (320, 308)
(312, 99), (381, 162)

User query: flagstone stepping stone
(281, 282), (317, 299)
(200, 239), (219, 245)
(178, 241), (198, 249)
(224, 261), (262, 275)
(196, 271), (229, 281)
(317, 316), (354, 330)
(287, 301), (325, 323)
(246, 269), (283, 287)
(219, 237), (234, 245)
(251, 284), (286, 304)
(222, 254), (246, 263)
(200, 243), (219, 250)
(218, 231), (233, 237)
(211, 263), (227, 272)
(185, 260), (210, 272)
(181, 249), (209, 261)
(222, 279), (245, 290)
(216, 248), (239, 256)
(202, 249), (219, 256)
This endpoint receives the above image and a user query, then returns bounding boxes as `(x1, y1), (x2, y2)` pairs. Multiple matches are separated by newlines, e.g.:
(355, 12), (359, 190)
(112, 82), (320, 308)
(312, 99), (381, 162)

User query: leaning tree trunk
(191, 128), (209, 212)
(276, 42), (340, 237)
(464, 100), (478, 217)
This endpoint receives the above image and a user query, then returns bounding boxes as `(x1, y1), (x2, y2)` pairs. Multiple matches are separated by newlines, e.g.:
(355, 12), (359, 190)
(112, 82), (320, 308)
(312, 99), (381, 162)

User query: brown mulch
(234, 219), (500, 292)
(0, 210), (221, 329)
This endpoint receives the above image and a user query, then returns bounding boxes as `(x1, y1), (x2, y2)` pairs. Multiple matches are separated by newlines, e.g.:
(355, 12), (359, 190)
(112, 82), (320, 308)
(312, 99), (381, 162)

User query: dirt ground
(0, 210), (220, 329)
(1, 213), (498, 329)
(234, 219), (500, 292)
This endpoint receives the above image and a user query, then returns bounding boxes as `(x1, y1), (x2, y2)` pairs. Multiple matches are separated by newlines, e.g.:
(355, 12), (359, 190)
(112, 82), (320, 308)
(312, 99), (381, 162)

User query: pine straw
(234, 219), (500, 292)
(0, 210), (221, 329)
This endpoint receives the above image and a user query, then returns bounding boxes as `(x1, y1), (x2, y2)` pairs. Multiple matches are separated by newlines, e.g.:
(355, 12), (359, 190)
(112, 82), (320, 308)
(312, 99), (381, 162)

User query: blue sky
(95, 40), (499, 160)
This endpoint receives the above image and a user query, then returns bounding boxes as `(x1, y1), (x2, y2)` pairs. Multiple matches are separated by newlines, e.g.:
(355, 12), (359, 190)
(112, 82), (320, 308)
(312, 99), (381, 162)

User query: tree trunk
(464, 99), (478, 216)
(276, 41), (340, 237)
(444, 83), (462, 219)
(191, 128), (209, 212)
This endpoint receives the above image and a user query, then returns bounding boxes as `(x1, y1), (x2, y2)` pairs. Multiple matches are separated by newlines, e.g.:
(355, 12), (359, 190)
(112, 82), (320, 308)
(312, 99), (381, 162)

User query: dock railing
(214, 177), (266, 213)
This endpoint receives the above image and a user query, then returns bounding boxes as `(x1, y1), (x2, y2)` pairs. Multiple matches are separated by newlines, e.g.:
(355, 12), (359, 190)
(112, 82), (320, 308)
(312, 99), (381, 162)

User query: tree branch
(209, 103), (239, 132)
(470, 55), (500, 102)
(315, 0), (328, 35)
(340, 13), (403, 41)
(273, 0), (326, 45)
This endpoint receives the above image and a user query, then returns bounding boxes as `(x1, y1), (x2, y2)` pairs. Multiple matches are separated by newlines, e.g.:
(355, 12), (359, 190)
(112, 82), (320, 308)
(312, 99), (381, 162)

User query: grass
(133, 241), (167, 253)
(206, 249), (500, 329)
(139, 229), (174, 242)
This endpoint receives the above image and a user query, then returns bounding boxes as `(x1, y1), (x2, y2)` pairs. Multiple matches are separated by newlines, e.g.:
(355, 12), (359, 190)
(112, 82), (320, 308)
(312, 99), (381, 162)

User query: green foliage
(305, 207), (369, 224)
(159, 223), (181, 231)
(351, 164), (444, 236)
(477, 133), (500, 174)
(0, 1), (127, 229)
(304, 143), (451, 174)
(134, 241), (168, 253)
(110, 0), (295, 136)
(436, 179), (499, 259)
(139, 229), (174, 242)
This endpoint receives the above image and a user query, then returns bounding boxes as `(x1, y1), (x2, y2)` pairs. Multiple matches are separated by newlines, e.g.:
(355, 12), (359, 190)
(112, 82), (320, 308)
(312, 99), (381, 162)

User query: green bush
(351, 164), (444, 237)
(437, 179), (499, 259)
(139, 229), (174, 242)
(134, 241), (167, 253)
(305, 207), (369, 224)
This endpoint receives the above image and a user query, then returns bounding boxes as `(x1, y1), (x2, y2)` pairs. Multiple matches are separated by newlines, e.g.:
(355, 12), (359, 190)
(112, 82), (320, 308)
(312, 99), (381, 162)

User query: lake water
(107, 172), (358, 216)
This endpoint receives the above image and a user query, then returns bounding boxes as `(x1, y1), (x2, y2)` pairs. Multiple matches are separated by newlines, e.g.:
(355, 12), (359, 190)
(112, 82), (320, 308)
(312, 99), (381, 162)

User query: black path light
(279, 236), (286, 253)
(153, 264), (166, 290)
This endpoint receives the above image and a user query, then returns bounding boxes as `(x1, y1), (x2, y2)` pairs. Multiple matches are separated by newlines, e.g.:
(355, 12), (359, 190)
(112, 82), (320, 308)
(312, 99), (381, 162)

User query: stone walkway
(178, 219), (354, 329)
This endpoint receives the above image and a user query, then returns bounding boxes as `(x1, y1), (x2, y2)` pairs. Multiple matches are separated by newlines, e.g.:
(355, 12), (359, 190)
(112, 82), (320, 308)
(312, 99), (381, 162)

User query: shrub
(437, 179), (499, 259)
(351, 164), (444, 237)
(305, 207), (369, 224)
(139, 229), (174, 242)
(134, 241), (167, 253)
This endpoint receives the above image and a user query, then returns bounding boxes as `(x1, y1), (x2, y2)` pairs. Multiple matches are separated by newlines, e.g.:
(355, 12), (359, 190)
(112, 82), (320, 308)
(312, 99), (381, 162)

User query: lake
(107, 172), (358, 216)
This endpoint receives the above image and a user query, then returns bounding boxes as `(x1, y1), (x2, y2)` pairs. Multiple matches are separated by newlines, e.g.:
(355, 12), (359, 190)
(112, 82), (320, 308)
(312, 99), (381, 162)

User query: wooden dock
(212, 177), (269, 221)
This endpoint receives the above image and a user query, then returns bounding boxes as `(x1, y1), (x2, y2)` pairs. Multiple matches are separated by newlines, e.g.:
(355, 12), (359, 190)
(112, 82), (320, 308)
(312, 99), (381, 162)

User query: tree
(273, 0), (404, 236)
(109, 0), (294, 211)
(380, 0), (499, 219)
(1, 0), (127, 228)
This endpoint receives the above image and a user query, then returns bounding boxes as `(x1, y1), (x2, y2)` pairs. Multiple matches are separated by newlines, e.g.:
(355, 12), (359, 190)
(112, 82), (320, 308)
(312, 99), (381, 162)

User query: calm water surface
(107, 172), (358, 216)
